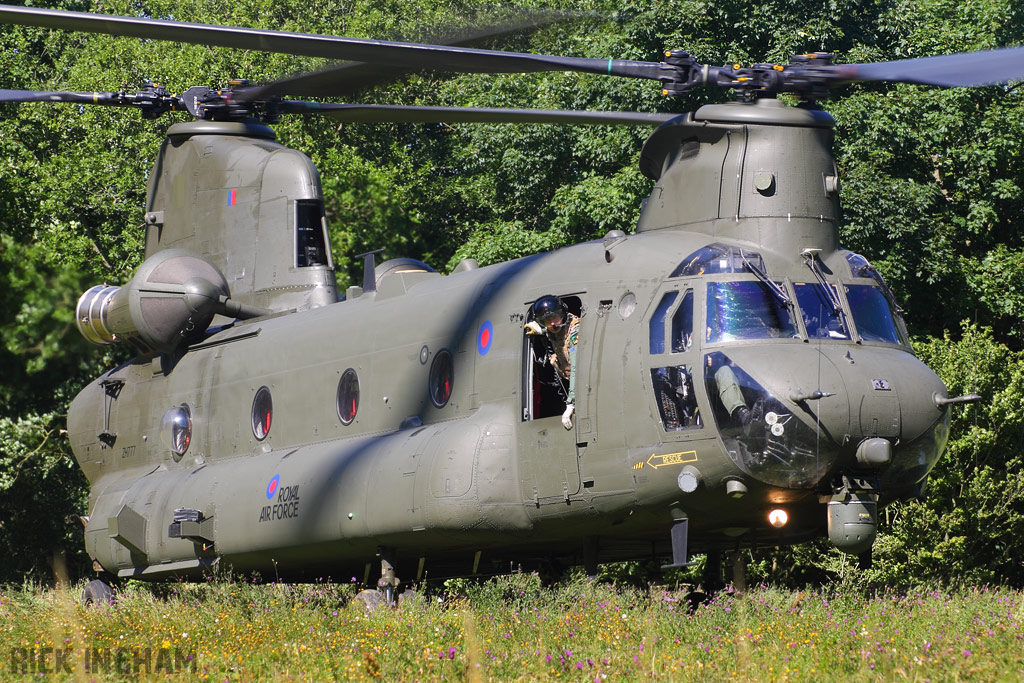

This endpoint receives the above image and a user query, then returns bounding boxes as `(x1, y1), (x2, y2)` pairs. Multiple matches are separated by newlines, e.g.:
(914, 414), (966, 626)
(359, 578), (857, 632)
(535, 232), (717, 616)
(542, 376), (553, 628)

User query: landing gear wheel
(352, 589), (385, 611)
(858, 550), (873, 570)
(82, 578), (114, 606)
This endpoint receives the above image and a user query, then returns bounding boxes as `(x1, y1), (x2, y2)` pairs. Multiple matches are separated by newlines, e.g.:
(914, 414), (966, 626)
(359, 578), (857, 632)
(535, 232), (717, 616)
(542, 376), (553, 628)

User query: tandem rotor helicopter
(2, 3), (1015, 603)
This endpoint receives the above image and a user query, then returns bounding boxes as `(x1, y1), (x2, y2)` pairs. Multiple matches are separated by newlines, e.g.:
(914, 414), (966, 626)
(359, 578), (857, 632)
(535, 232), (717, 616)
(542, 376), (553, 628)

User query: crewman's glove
(524, 321), (544, 335)
(561, 403), (575, 430)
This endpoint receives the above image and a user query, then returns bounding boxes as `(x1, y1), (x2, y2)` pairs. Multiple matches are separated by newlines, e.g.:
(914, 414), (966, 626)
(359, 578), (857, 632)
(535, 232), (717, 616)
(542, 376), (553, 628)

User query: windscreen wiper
(742, 257), (792, 307)
(801, 249), (844, 314)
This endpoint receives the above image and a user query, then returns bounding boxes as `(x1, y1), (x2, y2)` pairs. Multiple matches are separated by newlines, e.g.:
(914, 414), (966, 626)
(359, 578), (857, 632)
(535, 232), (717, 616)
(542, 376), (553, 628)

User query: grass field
(2, 573), (1023, 681)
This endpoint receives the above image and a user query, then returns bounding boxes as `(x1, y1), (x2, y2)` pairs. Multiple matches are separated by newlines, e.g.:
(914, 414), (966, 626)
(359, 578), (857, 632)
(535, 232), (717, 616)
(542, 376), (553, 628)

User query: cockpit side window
(651, 366), (701, 430)
(671, 290), (694, 352)
(706, 281), (797, 342)
(649, 292), (678, 354)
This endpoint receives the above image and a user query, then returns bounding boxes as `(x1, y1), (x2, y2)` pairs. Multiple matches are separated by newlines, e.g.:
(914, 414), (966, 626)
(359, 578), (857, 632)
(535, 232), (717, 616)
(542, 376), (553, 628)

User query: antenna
(356, 249), (385, 293)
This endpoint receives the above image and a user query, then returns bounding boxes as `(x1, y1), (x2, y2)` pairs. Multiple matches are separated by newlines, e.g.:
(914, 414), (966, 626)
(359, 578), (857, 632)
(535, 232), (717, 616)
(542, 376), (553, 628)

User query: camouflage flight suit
(548, 313), (579, 404)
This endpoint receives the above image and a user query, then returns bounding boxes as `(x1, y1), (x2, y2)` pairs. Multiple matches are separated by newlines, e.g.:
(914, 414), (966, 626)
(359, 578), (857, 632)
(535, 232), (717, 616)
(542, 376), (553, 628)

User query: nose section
(828, 346), (950, 490)
(704, 345), (950, 492)
(703, 346), (850, 489)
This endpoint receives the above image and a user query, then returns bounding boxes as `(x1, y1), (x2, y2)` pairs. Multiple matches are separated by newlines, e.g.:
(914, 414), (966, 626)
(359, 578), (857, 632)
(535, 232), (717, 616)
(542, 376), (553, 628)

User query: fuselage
(68, 228), (949, 580)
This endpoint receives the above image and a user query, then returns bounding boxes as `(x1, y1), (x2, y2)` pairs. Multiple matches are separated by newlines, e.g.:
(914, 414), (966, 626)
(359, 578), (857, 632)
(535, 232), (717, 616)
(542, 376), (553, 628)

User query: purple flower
(448, 647), (457, 659)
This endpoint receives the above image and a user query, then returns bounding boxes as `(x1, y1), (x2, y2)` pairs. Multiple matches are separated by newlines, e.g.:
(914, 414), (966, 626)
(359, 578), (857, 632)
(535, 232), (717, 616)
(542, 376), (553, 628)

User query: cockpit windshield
(794, 283), (850, 339)
(845, 285), (902, 344)
(706, 281), (797, 342)
(843, 251), (908, 345)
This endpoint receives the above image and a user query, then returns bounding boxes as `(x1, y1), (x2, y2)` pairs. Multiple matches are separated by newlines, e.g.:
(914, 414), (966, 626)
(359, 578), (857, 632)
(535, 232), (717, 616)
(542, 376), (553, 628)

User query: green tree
(3, 0), (1024, 586)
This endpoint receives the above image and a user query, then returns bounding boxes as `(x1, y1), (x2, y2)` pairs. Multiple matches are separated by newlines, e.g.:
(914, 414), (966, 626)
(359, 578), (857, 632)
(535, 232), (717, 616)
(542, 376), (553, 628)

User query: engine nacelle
(75, 249), (231, 353)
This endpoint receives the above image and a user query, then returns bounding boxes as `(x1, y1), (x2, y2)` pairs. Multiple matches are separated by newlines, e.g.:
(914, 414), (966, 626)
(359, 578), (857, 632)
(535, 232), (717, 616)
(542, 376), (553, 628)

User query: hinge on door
(98, 378), (125, 448)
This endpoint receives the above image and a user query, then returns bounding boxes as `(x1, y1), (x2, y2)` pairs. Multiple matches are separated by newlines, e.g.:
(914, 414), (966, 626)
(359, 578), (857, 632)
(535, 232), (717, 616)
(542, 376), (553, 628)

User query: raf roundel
(477, 320), (493, 356)
(266, 474), (281, 500)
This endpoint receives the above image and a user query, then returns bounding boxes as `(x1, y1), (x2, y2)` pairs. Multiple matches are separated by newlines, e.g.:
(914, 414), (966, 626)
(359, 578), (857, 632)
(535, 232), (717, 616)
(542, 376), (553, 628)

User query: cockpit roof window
(673, 243), (766, 278)
(706, 281), (798, 342)
(844, 251), (888, 285)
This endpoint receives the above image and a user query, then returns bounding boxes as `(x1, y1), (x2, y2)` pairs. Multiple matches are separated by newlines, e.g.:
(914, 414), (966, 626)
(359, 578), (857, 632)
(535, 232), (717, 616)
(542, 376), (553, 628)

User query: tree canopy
(2, 0), (1023, 585)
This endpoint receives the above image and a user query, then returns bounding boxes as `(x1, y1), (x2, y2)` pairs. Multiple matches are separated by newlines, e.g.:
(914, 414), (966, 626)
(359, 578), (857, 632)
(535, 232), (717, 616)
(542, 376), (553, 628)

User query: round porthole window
(252, 386), (273, 440)
(337, 368), (360, 425)
(160, 403), (192, 460)
(429, 349), (453, 408)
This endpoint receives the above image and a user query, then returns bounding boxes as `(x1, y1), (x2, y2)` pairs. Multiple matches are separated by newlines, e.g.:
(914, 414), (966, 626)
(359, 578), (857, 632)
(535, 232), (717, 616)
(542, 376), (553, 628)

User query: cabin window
(160, 403), (192, 460)
(252, 386), (273, 440)
(430, 349), (453, 408)
(295, 199), (329, 268)
(845, 285), (902, 344)
(337, 369), (360, 424)
(706, 281), (797, 342)
(651, 366), (701, 430)
(794, 283), (850, 339)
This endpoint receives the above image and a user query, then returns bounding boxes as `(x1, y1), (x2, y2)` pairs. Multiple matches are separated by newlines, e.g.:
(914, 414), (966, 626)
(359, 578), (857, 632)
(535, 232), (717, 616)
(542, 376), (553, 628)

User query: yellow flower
(162, 640), (171, 649)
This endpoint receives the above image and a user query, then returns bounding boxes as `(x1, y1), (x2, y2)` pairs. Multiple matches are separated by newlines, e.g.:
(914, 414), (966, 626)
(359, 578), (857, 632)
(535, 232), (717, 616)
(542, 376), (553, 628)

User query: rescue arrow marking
(646, 450), (698, 469)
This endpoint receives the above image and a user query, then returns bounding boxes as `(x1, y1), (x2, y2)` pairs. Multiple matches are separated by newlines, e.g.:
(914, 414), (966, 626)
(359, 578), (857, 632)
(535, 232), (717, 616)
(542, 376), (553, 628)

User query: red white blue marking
(228, 188), (237, 206)
(477, 320), (493, 356)
(266, 474), (281, 499)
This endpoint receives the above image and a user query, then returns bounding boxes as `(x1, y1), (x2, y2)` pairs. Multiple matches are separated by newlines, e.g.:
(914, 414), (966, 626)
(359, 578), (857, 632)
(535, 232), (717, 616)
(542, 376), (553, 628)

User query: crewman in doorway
(525, 295), (579, 429)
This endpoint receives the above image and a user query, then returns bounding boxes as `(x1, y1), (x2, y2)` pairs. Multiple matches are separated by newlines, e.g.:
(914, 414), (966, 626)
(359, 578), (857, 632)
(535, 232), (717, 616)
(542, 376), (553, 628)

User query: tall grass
(2, 574), (1022, 680)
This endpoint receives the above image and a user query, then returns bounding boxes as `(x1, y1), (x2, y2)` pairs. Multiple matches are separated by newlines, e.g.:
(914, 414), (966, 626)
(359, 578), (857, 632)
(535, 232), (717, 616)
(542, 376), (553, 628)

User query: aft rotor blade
(281, 102), (677, 125)
(829, 46), (1024, 87)
(0, 4), (662, 80)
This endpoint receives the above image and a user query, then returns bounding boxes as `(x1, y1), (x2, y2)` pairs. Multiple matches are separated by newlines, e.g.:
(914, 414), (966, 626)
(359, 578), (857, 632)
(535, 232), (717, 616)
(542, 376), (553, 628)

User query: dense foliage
(2, 0), (1023, 585)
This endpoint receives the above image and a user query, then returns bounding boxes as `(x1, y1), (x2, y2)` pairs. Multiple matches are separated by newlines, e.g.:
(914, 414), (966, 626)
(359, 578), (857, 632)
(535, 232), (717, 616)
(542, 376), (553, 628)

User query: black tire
(82, 578), (114, 606)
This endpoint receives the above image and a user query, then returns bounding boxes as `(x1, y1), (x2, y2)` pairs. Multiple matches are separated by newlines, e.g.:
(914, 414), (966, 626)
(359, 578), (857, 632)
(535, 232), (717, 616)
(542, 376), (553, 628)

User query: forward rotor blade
(0, 4), (661, 80)
(234, 13), (573, 103)
(829, 46), (1024, 87)
(1, 89), (117, 104)
(281, 102), (677, 126)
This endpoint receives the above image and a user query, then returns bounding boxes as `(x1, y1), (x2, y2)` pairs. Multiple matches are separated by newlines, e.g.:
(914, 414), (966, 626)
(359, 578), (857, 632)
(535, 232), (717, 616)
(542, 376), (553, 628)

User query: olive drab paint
(64, 100), (952, 586)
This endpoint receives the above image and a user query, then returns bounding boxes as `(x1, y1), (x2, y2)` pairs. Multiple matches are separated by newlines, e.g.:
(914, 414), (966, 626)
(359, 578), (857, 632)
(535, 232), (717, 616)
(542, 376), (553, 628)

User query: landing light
(768, 509), (789, 528)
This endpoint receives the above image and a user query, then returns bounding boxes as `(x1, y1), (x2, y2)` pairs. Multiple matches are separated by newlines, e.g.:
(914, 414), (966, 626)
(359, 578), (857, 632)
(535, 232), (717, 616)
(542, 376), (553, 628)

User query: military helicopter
(2, 4), (1011, 603)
